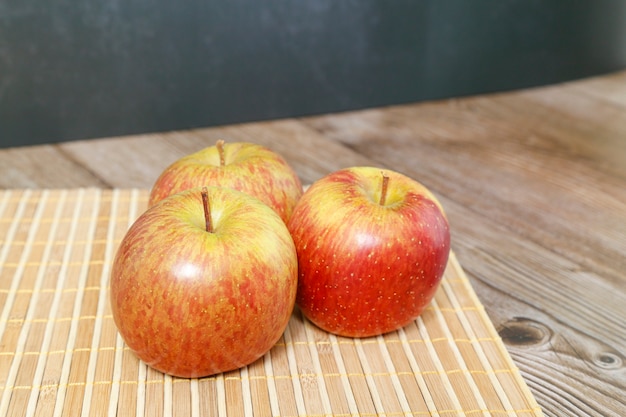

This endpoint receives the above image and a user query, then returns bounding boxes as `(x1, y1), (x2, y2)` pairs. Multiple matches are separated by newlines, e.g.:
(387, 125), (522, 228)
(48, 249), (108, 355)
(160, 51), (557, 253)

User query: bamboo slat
(0, 189), (543, 416)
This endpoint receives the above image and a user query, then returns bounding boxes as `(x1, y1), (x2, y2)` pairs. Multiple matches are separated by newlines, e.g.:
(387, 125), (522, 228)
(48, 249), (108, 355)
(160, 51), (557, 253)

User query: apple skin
(148, 142), (303, 223)
(110, 187), (298, 378)
(287, 167), (450, 338)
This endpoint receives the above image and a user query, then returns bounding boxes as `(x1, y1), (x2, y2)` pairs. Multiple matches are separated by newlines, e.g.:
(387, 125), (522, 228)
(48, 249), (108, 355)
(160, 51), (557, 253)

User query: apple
(148, 141), (303, 222)
(110, 186), (298, 378)
(287, 167), (450, 338)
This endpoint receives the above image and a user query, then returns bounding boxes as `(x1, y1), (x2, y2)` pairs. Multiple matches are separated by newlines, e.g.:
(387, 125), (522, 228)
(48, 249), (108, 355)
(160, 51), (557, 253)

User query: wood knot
(592, 352), (623, 370)
(498, 317), (551, 347)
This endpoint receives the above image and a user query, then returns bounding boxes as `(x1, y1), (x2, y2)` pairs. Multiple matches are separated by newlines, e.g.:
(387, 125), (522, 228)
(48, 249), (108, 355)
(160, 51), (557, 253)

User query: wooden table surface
(2, 70), (625, 417)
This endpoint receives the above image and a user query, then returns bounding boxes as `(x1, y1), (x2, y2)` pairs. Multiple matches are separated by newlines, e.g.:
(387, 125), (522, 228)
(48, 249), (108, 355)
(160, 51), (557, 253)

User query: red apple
(148, 141), (303, 222)
(287, 167), (450, 338)
(110, 187), (298, 378)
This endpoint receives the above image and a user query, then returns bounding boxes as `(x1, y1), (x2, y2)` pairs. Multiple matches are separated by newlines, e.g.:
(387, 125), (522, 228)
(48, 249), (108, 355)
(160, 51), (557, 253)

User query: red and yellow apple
(287, 167), (450, 338)
(110, 187), (298, 377)
(148, 141), (303, 222)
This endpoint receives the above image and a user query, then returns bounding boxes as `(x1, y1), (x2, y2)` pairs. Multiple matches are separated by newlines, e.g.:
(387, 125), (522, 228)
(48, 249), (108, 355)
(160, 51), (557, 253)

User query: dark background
(2, 0), (626, 148)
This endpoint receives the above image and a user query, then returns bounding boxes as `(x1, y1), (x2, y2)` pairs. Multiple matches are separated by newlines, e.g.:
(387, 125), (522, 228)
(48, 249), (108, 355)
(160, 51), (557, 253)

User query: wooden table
(2, 70), (625, 416)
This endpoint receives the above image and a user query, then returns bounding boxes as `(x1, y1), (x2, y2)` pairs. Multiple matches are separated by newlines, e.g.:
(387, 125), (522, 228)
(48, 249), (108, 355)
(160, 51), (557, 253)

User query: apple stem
(201, 187), (213, 233)
(216, 140), (226, 167)
(379, 172), (390, 205)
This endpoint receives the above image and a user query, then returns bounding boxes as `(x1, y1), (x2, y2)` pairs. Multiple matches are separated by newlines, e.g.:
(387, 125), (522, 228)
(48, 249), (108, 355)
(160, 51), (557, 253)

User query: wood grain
(1, 70), (626, 416)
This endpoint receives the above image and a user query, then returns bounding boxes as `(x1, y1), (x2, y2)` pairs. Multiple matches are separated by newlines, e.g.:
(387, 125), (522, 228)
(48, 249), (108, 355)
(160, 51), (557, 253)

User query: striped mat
(0, 189), (543, 416)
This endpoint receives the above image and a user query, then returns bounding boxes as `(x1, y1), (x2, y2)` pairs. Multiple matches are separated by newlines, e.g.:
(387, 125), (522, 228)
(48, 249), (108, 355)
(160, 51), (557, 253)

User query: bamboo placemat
(0, 188), (543, 417)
